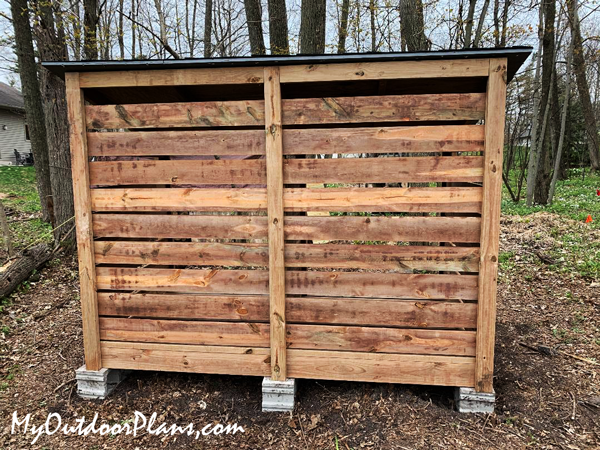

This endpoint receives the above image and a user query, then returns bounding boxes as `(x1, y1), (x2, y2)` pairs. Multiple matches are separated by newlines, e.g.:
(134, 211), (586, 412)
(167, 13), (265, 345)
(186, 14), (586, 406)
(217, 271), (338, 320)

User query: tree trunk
(34, 1), (76, 244)
(337, 0), (350, 53)
(566, 0), (600, 171)
(300, 0), (326, 54)
(244, 0), (266, 55)
(0, 244), (51, 298)
(83, 0), (98, 59)
(204, 0), (213, 57)
(399, 0), (429, 51)
(267, 0), (289, 54)
(463, 0), (477, 48)
(370, 0), (377, 52)
(10, 0), (53, 223)
(473, 0), (490, 47)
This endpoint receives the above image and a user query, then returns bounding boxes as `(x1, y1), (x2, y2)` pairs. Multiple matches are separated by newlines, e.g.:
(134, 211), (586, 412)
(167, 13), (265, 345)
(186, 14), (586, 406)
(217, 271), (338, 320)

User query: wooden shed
(44, 47), (531, 409)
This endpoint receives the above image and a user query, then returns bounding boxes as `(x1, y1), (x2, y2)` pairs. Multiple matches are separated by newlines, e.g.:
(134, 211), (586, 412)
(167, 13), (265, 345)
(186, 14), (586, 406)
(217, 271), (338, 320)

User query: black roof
(43, 47), (532, 83)
(0, 82), (25, 112)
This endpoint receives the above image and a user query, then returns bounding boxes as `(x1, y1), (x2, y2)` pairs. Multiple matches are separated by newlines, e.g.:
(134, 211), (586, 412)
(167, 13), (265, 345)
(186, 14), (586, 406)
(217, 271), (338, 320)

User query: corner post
(65, 72), (101, 371)
(474, 58), (507, 394)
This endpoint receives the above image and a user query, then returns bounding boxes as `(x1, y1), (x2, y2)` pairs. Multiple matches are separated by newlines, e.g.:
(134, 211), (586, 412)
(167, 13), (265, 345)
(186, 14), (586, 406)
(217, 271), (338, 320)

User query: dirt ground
(0, 212), (598, 449)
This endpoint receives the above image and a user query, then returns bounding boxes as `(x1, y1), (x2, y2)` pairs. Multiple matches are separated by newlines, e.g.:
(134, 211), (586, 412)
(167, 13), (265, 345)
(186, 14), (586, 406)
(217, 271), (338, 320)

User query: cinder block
(455, 387), (495, 413)
(262, 377), (296, 412)
(76, 366), (130, 400)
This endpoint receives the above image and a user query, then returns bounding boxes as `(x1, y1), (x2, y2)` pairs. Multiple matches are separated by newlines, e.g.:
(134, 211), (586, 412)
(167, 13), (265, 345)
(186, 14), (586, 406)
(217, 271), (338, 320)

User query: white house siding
(0, 109), (31, 165)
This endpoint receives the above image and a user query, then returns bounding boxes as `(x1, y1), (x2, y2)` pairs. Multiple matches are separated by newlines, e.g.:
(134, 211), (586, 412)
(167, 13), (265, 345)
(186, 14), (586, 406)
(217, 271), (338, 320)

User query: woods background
(0, 0), (599, 248)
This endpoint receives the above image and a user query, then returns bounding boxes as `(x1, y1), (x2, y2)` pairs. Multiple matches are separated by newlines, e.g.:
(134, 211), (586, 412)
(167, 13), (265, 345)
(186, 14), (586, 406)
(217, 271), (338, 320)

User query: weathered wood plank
(86, 100), (265, 129)
(79, 67), (264, 88)
(99, 317), (475, 356)
(282, 93), (485, 125)
(475, 58), (507, 394)
(95, 267), (478, 300)
(65, 72), (102, 371)
(87, 129), (266, 157)
(264, 66), (287, 381)
(85, 93), (485, 129)
(101, 341), (271, 376)
(100, 341), (475, 386)
(89, 156), (484, 186)
(97, 293), (478, 328)
(86, 125), (484, 157)
(286, 349), (475, 386)
(92, 214), (481, 243)
(279, 59), (490, 83)
(90, 187), (482, 214)
(94, 241), (480, 272)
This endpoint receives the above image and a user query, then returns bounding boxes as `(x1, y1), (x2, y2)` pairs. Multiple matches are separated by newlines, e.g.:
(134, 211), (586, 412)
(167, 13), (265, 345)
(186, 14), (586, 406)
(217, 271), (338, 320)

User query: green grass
(0, 167), (52, 251)
(502, 169), (600, 228)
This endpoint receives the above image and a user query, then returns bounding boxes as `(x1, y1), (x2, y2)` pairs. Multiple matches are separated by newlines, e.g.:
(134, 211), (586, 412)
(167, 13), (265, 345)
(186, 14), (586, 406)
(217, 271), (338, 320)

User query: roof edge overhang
(42, 46), (533, 83)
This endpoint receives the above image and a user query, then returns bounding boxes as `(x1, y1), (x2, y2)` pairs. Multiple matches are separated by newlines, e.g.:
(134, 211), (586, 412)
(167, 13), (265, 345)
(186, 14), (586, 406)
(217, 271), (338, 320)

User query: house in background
(0, 82), (32, 166)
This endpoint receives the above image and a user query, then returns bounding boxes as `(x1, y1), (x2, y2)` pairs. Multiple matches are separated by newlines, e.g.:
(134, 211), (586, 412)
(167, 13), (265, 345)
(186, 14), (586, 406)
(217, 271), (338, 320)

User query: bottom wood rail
(101, 341), (475, 387)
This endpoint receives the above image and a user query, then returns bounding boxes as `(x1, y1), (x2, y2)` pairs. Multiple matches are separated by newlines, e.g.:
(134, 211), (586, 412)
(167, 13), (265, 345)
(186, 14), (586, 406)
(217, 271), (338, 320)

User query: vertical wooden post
(475, 58), (507, 393)
(264, 66), (287, 381)
(65, 72), (101, 371)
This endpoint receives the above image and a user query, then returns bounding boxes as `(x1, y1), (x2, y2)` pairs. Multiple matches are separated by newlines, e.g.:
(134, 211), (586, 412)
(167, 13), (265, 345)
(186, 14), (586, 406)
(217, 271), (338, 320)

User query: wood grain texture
(101, 341), (271, 376)
(264, 66), (287, 380)
(94, 241), (480, 272)
(279, 59), (489, 83)
(65, 72), (101, 371)
(95, 267), (478, 300)
(87, 129), (266, 157)
(79, 66), (264, 88)
(85, 93), (485, 129)
(99, 317), (475, 356)
(286, 349), (475, 386)
(97, 293), (478, 328)
(89, 156), (484, 186)
(92, 214), (481, 243)
(100, 341), (474, 385)
(90, 187), (482, 213)
(86, 125), (484, 157)
(475, 58), (507, 393)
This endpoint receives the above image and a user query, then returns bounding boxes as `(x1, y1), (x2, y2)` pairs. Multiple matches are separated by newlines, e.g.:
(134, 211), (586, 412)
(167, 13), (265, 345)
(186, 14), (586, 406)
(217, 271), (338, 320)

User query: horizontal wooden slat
(287, 349), (475, 386)
(279, 59), (490, 83)
(90, 187), (482, 213)
(96, 268), (478, 299)
(86, 125), (484, 157)
(89, 156), (484, 186)
(100, 341), (475, 386)
(86, 100), (265, 129)
(284, 93), (485, 125)
(94, 241), (480, 272)
(86, 94), (485, 129)
(97, 293), (478, 328)
(79, 67), (264, 88)
(92, 214), (481, 243)
(101, 341), (271, 376)
(99, 318), (475, 356)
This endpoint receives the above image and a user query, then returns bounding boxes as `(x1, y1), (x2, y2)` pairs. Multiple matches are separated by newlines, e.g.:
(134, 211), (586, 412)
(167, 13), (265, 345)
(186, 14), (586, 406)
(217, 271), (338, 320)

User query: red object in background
(586, 215), (593, 223)
(597, 189), (600, 196)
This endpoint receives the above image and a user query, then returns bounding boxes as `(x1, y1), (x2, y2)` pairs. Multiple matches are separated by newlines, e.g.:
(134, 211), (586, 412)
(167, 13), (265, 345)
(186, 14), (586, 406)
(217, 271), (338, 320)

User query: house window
(25, 124), (30, 141)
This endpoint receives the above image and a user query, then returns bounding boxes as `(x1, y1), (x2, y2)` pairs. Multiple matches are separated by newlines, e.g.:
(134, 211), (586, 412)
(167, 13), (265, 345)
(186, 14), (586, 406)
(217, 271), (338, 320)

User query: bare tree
(204, 0), (213, 57)
(9, 0), (53, 223)
(244, 0), (266, 55)
(337, 0), (351, 53)
(566, 0), (600, 171)
(267, 0), (289, 54)
(300, 0), (327, 54)
(399, 0), (429, 51)
(83, 0), (98, 59)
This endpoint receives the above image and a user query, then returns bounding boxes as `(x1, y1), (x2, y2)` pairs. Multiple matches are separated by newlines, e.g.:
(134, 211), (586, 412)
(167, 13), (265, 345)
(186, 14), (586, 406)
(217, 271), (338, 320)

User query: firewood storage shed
(44, 47), (531, 412)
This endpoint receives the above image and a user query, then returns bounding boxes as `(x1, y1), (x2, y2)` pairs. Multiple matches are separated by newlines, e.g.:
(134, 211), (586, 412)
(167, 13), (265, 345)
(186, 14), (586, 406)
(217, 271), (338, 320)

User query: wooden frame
(65, 55), (509, 394)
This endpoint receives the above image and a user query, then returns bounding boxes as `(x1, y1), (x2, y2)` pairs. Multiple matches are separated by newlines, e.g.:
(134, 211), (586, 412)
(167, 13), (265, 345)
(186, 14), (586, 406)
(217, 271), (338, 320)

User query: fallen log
(0, 244), (51, 298)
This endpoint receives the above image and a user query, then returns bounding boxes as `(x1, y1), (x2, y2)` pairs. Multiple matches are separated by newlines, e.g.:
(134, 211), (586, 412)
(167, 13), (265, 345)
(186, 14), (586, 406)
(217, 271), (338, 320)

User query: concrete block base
(262, 377), (296, 412)
(455, 387), (495, 413)
(76, 366), (129, 400)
